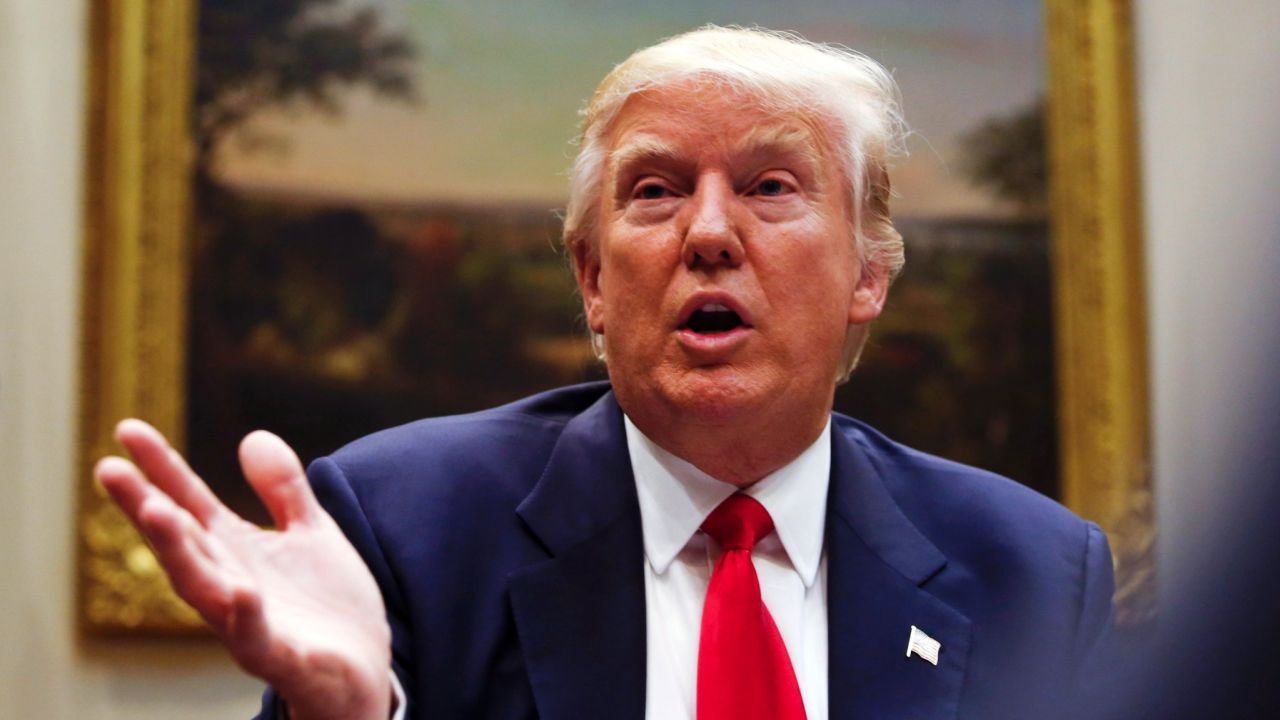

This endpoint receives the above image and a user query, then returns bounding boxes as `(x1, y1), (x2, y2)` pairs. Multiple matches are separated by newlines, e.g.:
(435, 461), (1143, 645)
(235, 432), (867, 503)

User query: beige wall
(0, 0), (260, 717)
(1, 0), (1277, 717)
(1135, 1), (1280, 589)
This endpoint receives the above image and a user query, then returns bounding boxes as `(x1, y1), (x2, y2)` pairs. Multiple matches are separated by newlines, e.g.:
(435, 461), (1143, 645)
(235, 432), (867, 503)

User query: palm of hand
(96, 420), (392, 720)
(205, 509), (389, 685)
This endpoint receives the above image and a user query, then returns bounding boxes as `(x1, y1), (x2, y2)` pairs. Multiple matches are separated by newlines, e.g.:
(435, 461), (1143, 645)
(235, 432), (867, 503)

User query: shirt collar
(625, 415), (831, 588)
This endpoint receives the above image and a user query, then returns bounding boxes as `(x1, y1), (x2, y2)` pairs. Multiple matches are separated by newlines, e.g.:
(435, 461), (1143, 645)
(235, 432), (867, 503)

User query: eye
(633, 182), (672, 200)
(752, 176), (795, 197)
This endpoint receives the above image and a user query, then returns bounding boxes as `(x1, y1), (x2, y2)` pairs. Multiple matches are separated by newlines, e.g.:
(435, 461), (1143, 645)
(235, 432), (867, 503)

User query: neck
(619, 393), (833, 487)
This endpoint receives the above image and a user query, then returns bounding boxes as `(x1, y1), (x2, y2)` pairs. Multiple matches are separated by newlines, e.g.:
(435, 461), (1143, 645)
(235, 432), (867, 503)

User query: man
(96, 26), (1113, 720)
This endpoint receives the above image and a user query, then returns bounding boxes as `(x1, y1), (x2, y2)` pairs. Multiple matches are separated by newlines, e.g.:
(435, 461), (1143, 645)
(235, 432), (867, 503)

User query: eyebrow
(733, 123), (824, 168)
(608, 134), (684, 178)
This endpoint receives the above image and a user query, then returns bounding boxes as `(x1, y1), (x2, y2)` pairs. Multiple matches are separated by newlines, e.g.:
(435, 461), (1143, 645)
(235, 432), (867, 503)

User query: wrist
(277, 653), (392, 720)
(286, 687), (390, 720)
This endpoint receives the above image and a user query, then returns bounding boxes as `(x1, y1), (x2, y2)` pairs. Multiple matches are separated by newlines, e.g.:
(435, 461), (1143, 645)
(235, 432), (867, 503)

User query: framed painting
(78, 0), (1152, 633)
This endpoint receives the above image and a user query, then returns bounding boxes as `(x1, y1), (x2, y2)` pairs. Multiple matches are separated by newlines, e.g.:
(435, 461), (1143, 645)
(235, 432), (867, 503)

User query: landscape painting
(187, 0), (1057, 522)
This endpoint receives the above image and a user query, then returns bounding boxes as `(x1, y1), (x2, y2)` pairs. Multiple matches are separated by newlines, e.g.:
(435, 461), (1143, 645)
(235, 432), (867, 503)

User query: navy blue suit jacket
(256, 382), (1113, 719)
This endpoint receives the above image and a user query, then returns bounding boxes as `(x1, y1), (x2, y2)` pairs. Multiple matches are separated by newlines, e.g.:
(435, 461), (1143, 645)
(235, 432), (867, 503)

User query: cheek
(755, 228), (860, 343)
(598, 233), (677, 329)
(601, 226), (679, 289)
(759, 223), (857, 295)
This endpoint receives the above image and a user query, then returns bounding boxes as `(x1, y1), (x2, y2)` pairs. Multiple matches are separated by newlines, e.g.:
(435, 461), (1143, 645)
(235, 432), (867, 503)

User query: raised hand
(95, 420), (392, 720)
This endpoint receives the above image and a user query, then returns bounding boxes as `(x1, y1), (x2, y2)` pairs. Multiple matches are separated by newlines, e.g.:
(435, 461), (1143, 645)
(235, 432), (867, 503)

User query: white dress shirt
(625, 415), (831, 720)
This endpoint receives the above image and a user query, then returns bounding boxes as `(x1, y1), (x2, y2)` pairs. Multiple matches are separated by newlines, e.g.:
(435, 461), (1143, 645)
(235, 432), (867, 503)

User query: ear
(572, 240), (606, 334)
(847, 263), (890, 326)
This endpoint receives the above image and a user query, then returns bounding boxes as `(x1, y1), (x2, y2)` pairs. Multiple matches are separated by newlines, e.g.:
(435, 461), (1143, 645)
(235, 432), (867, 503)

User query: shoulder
(310, 381), (613, 515)
(832, 413), (1106, 584)
(836, 413), (1088, 530)
(331, 382), (609, 465)
(832, 413), (1114, 691)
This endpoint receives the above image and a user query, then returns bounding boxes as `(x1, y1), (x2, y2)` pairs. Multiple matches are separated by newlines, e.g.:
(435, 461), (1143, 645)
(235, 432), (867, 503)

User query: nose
(681, 175), (745, 270)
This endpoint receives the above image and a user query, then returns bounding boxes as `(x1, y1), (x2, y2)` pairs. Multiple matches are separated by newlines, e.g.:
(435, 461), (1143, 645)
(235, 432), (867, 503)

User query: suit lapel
(509, 391), (647, 720)
(826, 423), (972, 720)
(507, 397), (972, 719)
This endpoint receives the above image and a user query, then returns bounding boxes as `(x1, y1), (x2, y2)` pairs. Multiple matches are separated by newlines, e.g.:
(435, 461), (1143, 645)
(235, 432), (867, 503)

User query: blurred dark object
(1072, 364), (1280, 718)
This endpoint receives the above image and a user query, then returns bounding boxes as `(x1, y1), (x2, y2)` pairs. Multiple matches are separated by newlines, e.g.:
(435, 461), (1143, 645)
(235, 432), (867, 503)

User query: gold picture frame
(77, 0), (1153, 633)
(1045, 0), (1154, 625)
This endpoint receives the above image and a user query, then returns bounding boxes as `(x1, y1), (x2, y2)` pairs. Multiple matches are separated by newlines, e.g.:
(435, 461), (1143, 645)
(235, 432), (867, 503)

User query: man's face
(576, 82), (887, 428)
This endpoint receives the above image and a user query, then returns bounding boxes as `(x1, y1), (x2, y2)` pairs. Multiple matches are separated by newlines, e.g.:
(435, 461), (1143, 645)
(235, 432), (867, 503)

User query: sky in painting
(217, 0), (1042, 217)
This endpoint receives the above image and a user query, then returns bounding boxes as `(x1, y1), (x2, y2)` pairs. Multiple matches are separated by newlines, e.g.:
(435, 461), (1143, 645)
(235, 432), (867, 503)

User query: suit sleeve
(251, 456), (416, 720)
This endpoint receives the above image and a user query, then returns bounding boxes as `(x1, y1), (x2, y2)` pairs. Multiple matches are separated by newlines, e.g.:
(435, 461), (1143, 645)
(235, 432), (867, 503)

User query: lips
(685, 303), (745, 334)
(676, 293), (754, 337)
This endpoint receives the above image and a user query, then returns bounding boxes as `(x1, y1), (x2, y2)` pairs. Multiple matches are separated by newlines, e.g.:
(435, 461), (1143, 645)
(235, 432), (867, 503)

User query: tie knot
(701, 493), (774, 550)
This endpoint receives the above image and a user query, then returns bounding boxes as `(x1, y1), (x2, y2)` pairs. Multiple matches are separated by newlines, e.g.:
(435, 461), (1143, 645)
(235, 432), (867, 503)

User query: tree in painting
(194, 0), (416, 197)
(959, 100), (1047, 217)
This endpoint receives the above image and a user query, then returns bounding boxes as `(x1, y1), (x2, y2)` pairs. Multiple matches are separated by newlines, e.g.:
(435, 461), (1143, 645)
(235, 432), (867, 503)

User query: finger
(99, 454), (243, 633)
(238, 430), (317, 529)
(115, 418), (225, 525)
(98, 456), (203, 563)
(95, 455), (155, 520)
(135, 492), (236, 625)
(98, 455), (236, 586)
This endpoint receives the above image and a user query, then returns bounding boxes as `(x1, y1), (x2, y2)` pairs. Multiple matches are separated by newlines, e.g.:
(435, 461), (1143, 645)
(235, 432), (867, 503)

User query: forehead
(603, 81), (835, 172)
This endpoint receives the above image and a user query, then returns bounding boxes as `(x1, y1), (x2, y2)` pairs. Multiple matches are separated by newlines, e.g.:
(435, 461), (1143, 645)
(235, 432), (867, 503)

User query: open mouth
(683, 303), (747, 334)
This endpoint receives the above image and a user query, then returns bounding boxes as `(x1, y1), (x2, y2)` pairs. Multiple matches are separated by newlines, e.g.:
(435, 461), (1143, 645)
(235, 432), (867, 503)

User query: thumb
(238, 430), (316, 529)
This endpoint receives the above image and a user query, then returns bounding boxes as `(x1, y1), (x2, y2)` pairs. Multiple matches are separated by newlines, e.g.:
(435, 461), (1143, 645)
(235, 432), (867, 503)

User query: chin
(655, 366), (777, 423)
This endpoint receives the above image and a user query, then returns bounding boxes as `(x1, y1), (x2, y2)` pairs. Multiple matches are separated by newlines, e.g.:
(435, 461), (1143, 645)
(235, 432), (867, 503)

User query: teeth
(700, 303), (731, 312)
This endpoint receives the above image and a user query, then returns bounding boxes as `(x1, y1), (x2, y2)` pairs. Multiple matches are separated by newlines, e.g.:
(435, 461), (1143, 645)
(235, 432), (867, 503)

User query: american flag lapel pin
(906, 625), (941, 666)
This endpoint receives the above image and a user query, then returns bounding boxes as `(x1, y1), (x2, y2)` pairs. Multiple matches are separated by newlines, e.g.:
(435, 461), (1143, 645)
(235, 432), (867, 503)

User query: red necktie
(697, 493), (807, 720)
